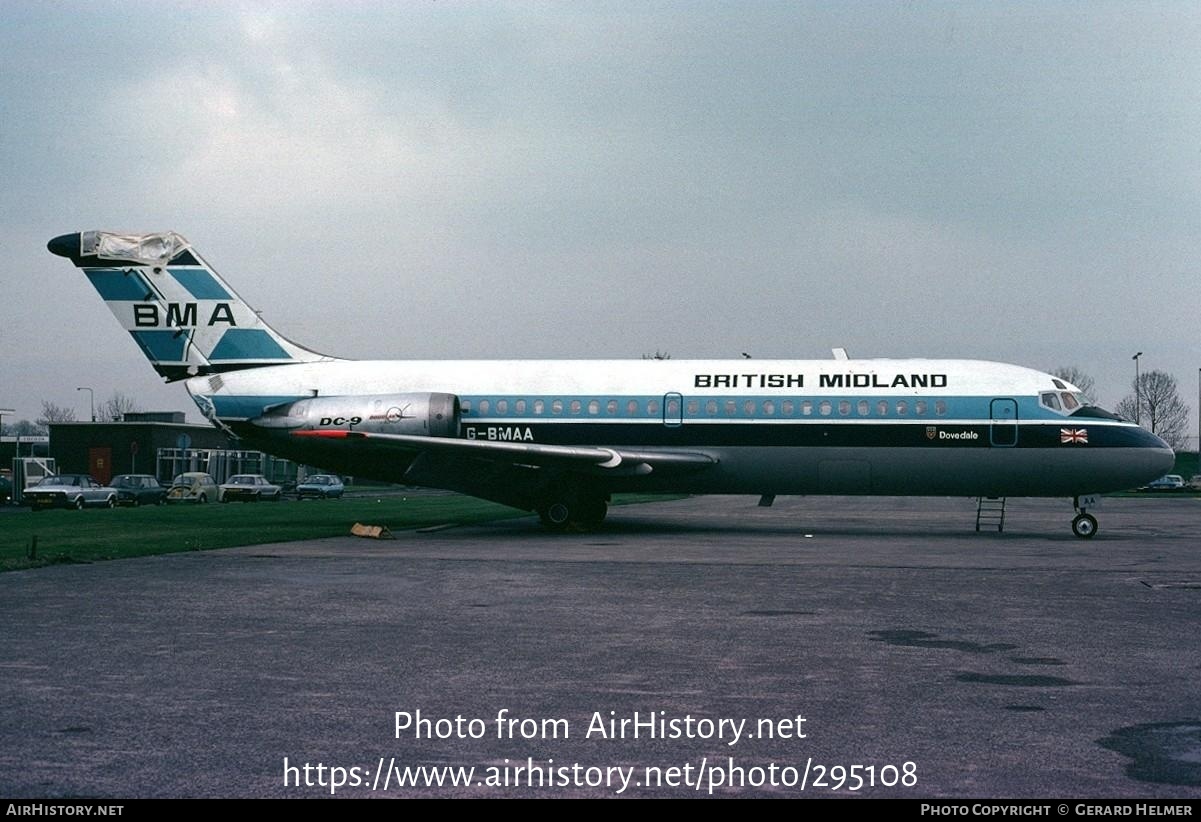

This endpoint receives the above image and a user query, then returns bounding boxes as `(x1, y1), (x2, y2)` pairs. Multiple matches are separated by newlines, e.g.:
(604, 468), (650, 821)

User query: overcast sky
(1, 1), (1198, 444)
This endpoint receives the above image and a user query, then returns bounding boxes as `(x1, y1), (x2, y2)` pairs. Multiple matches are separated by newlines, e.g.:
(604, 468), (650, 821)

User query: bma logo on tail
(134, 303), (236, 328)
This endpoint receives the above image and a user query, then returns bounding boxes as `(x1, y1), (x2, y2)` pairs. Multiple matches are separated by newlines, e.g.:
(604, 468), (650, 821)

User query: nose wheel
(1071, 513), (1098, 539)
(1071, 496), (1099, 539)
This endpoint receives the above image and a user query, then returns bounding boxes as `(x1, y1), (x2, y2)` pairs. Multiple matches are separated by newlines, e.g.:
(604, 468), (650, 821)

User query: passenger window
(782, 400), (794, 415)
(915, 400), (928, 416)
(743, 399), (756, 415)
(706, 399), (718, 416)
(569, 400), (581, 414)
(666, 398), (680, 417)
(496, 399), (508, 414)
(857, 400), (869, 416)
(686, 400), (699, 416)
(763, 400), (775, 416)
(627, 400), (639, 415)
(515, 399), (527, 414)
(478, 399), (490, 414)
(607, 399), (618, 415)
(462, 400), (472, 414)
(801, 400), (813, 416)
(935, 400), (947, 416)
(896, 400), (908, 415)
(725, 400), (737, 416)
(552, 399), (563, 415)
(838, 400), (850, 416)
(587, 400), (599, 415)
(877, 400), (889, 416)
(648, 400), (660, 415)
(819, 401), (832, 416)
(533, 399), (544, 415)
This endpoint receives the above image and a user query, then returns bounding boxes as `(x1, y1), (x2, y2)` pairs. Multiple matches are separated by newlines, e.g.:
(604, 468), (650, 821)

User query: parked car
(24, 474), (116, 510)
(1142, 474), (1186, 491)
(295, 475), (344, 500)
(166, 472), (220, 504)
(109, 474), (167, 506)
(1189, 475), (1201, 491)
(220, 474), (283, 502)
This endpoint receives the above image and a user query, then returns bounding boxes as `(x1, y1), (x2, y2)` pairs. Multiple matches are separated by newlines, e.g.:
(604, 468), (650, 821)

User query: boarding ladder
(975, 497), (1007, 533)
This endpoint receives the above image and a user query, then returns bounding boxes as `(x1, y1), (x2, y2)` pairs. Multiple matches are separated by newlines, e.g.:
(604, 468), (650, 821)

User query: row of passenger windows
(462, 397), (951, 418)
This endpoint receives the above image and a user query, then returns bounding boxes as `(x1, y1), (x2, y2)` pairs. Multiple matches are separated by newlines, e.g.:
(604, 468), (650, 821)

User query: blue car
(295, 475), (345, 500)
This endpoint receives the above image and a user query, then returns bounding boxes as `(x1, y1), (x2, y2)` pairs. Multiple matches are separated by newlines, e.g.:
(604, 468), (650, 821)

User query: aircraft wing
(291, 430), (717, 477)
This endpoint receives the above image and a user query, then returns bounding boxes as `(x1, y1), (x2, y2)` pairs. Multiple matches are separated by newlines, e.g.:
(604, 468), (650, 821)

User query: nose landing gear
(1071, 495), (1099, 539)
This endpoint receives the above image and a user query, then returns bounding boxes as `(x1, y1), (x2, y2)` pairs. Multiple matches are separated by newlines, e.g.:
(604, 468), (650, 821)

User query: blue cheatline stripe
(458, 394), (1087, 423)
(168, 267), (231, 300)
(208, 328), (291, 361)
(84, 268), (151, 301)
(129, 330), (186, 362)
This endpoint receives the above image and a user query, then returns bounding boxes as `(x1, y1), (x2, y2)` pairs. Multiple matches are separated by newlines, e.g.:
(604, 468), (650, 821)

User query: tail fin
(48, 231), (333, 382)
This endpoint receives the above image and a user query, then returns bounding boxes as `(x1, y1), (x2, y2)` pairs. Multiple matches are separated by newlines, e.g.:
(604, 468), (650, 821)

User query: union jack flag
(1060, 428), (1088, 444)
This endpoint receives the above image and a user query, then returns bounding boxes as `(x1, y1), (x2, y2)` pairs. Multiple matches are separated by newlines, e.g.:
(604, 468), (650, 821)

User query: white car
(25, 475), (116, 510)
(219, 474), (283, 502)
(1142, 474), (1185, 491)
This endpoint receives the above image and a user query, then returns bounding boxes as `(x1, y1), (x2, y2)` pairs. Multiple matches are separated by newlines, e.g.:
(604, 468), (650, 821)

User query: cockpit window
(1052, 379), (1067, 390)
(1040, 392), (1062, 412)
(1060, 392), (1080, 411)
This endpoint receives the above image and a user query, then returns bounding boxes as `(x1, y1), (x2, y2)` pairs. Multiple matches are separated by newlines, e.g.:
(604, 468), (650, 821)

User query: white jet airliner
(49, 231), (1173, 537)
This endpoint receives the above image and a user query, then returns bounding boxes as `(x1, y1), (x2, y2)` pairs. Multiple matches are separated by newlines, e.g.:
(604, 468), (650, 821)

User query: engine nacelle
(251, 392), (460, 438)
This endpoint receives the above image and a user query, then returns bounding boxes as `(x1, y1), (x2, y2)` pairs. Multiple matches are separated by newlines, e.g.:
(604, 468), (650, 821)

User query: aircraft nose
(47, 233), (80, 258)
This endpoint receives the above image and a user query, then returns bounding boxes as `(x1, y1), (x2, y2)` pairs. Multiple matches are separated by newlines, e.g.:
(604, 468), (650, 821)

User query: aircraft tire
(1071, 513), (1098, 539)
(538, 501), (573, 530)
(538, 494), (607, 531)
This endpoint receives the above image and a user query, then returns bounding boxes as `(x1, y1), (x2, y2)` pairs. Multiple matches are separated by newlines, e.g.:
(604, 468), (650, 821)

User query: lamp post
(1131, 353), (1142, 426)
(77, 386), (95, 422)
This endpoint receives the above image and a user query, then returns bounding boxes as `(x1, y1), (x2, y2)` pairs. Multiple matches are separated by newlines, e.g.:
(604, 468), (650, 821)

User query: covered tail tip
(48, 233), (80, 258)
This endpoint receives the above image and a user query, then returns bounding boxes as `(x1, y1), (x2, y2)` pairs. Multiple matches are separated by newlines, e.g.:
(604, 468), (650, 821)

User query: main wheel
(537, 492), (607, 531)
(539, 501), (573, 530)
(1072, 513), (1098, 539)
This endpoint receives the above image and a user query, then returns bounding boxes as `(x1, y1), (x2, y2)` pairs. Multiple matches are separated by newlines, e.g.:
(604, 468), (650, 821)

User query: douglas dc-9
(48, 231), (1173, 537)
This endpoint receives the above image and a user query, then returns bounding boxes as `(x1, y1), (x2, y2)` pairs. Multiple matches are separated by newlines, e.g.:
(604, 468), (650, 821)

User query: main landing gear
(537, 487), (608, 531)
(1071, 495), (1099, 539)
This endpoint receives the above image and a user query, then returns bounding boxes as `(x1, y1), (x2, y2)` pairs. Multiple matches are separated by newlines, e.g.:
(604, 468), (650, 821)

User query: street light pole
(1132, 352), (1143, 426)
(77, 386), (95, 422)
